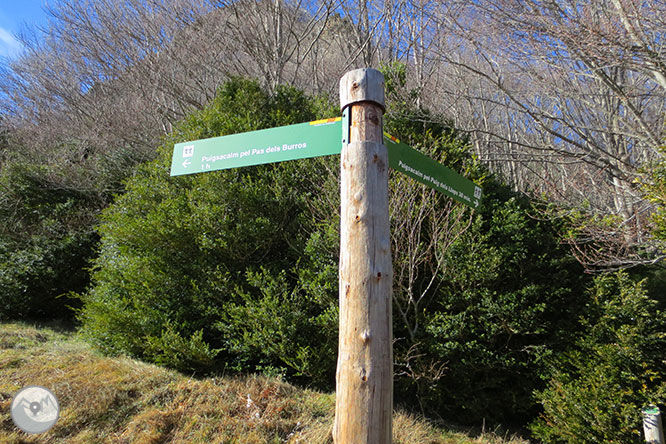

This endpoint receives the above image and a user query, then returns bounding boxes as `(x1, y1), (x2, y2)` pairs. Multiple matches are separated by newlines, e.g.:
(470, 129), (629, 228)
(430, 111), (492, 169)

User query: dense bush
(532, 271), (666, 443)
(381, 101), (589, 425)
(0, 104), (151, 322)
(387, 177), (589, 423)
(0, 162), (99, 320)
(409, 182), (590, 425)
(78, 78), (340, 378)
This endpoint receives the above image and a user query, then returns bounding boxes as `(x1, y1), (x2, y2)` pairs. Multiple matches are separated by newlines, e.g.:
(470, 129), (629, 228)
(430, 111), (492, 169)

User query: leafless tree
(389, 164), (473, 402)
(422, 0), (666, 268)
(213, 0), (338, 92)
(0, 0), (214, 162)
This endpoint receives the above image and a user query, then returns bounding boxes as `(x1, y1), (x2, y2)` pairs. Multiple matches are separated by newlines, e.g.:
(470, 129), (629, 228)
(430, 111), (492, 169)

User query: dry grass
(0, 323), (529, 444)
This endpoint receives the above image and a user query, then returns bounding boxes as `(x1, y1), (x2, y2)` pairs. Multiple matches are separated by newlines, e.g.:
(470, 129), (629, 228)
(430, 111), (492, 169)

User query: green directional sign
(170, 117), (342, 176)
(170, 115), (482, 209)
(383, 133), (483, 208)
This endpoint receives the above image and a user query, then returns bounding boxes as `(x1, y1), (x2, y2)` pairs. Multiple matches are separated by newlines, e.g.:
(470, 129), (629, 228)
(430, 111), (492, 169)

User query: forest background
(1, 1), (666, 442)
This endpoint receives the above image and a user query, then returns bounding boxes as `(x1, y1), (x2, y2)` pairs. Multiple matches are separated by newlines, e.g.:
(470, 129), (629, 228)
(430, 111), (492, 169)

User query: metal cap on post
(335, 68), (392, 444)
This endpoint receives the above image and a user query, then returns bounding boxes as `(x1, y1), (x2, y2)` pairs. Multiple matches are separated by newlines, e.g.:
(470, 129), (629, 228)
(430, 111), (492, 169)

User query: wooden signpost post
(170, 68), (482, 444)
(334, 68), (393, 444)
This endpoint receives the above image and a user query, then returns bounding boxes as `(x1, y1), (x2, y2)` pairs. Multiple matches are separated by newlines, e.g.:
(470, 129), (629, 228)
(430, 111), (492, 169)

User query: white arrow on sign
(182, 159), (191, 168)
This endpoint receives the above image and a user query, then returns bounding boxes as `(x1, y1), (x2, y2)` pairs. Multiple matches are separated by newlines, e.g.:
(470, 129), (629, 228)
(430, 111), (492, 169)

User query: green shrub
(401, 182), (589, 425)
(0, 162), (99, 320)
(382, 105), (589, 425)
(532, 271), (666, 443)
(78, 78), (339, 376)
(219, 267), (338, 385)
(145, 322), (220, 372)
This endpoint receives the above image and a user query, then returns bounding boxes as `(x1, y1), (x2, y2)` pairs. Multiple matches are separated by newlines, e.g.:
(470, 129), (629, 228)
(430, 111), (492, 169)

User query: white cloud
(0, 26), (22, 59)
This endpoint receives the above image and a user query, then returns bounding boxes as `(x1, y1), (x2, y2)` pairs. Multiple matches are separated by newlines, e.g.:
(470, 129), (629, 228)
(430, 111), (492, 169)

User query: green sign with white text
(383, 134), (482, 208)
(169, 116), (482, 209)
(170, 118), (342, 176)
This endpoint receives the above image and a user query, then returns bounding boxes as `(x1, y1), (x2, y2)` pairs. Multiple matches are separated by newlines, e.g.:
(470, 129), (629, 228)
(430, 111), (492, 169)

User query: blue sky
(0, 1), (49, 60)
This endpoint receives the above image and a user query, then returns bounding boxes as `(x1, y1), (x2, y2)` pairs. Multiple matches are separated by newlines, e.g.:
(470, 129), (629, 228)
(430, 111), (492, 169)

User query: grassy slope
(0, 323), (528, 444)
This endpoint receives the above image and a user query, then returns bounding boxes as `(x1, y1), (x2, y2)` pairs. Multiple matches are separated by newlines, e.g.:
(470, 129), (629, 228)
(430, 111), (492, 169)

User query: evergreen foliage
(78, 78), (340, 378)
(0, 162), (99, 320)
(417, 184), (588, 424)
(532, 272), (666, 443)
(383, 68), (590, 424)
